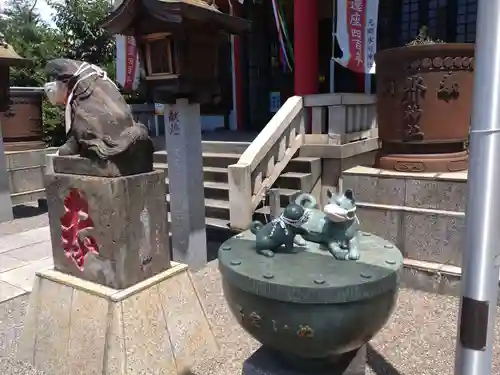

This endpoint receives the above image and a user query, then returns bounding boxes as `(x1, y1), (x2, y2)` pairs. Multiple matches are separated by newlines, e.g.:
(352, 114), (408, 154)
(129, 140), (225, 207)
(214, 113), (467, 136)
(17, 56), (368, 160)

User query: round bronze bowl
(218, 231), (403, 368)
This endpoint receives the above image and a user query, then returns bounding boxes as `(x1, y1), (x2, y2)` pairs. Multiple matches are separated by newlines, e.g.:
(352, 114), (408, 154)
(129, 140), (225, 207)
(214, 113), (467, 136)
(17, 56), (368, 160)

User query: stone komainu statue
(43, 58), (154, 175)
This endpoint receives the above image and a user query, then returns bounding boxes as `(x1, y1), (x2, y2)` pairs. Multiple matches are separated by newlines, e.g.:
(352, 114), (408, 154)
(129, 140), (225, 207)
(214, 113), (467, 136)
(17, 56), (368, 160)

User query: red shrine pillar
(294, 0), (319, 132)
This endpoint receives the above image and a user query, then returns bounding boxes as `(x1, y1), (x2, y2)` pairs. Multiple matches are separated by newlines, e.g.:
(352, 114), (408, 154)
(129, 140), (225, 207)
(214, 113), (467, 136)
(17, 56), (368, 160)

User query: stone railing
(228, 96), (305, 230)
(228, 93), (377, 230)
(305, 93), (377, 144)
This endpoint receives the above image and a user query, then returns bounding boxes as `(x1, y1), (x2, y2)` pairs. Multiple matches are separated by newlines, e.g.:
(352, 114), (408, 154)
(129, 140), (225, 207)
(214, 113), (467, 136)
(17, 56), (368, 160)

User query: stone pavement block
(0, 258), (53, 292)
(342, 174), (405, 206)
(157, 271), (218, 373)
(0, 254), (27, 273)
(0, 292), (30, 358)
(356, 207), (401, 248)
(4, 241), (52, 263)
(0, 280), (26, 302)
(66, 288), (109, 375)
(120, 278), (177, 375)
(19, 263), (218, 375)
(405, 178), (467, 212)
(403, 212), (464, 266)
(0, 227), (50, 254)
(32, 278), (73, 375)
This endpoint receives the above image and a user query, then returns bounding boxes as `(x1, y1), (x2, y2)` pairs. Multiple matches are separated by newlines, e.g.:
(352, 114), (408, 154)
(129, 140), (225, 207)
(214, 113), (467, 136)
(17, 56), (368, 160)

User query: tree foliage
(48, 0), (115, 76)
(0, 0), (59, 86)
(0, 0), (116, 145)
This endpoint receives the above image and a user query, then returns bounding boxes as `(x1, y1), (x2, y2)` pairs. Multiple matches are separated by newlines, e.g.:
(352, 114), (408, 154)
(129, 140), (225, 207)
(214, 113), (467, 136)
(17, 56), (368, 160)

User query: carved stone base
(243, 346), (366, 375)
(45, 169), (170, 289)
(375, 150), (468, 173)
(18, 263), (218, 375)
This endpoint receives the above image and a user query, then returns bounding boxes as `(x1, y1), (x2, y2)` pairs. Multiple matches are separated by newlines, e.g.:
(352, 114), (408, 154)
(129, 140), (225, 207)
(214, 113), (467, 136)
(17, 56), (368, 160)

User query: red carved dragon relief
(60, 188), (99, 271)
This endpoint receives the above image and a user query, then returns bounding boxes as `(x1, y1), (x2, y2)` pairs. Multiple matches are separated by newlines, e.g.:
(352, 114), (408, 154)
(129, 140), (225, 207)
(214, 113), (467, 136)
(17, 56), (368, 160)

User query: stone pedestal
(0, 123), (13, 222)
(164, 99), (207, 269)
(243, 346), (366, 375)
(44, 163), (170, 289)
(19, 263), (218, 375)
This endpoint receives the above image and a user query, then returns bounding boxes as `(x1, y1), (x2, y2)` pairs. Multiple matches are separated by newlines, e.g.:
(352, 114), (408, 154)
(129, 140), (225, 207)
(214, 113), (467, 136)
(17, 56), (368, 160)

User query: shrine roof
(0, 43), (30, 66)
(101, 0), (249, 36)
(161, 0), (220, 12)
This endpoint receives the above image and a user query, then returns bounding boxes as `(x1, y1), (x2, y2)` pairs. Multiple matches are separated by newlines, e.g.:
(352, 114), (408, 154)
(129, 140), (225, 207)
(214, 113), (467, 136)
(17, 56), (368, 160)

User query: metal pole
(455, 0), (500, 374)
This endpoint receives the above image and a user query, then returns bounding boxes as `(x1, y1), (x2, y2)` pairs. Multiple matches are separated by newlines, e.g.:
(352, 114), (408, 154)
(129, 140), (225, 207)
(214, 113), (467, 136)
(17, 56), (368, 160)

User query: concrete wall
(5, 148), (57, 205)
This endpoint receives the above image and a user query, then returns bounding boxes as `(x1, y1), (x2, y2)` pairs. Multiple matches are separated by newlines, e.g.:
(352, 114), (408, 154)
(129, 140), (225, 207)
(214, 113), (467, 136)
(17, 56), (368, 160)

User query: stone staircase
(153, 141), (321, 240)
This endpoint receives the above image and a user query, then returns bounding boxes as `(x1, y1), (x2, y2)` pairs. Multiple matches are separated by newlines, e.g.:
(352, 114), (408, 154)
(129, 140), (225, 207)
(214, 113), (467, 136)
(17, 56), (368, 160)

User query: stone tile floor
(0, 219), (51, 304)
(1, 207), (500, 374)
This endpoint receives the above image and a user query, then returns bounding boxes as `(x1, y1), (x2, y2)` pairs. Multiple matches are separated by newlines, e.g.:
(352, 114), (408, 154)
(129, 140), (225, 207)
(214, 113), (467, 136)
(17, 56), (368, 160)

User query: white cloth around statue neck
(64, 62), (117, 134)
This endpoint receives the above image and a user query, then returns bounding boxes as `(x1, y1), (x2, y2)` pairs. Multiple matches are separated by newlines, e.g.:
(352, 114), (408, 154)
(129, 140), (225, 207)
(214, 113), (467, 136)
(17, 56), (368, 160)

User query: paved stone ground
(0, 206), (51, 303)
(0, 204), (48, 237)
(2, 264), (500, 375)
(2, 210), (500, 374)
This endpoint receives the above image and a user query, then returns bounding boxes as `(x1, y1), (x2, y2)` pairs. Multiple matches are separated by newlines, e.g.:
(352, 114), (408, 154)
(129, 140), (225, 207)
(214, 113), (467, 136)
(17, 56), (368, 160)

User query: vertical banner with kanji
(115, 35), (141, 91)
(335, 0), (379, 74)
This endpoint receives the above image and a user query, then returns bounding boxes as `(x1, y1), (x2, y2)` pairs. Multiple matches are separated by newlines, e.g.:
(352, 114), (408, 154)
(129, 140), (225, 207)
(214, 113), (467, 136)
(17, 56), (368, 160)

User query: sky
(0, 0), (55, 24)
(36, 0), (54, 23)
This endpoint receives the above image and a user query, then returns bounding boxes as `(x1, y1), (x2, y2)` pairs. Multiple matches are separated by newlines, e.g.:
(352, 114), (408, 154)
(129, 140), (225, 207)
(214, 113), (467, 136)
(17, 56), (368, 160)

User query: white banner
(115, 35), (141, 91)
(335, 0), (379, 74)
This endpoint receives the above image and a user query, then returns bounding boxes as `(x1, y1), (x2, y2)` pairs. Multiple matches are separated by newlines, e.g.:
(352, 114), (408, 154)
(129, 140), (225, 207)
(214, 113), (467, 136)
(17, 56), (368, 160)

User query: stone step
(153, 140), (251, 157)
(284, 156), (321, 176)
(166, 194), (230, 221)
(166, 212), (236, 243)
(155, 153), (320, 176)
(155, 163), (228, 183)
(154, 151), (241, 168)
(271, 188), (303, 206)
(203, 181), (230, 200)
(401, 258), (468, 302)
(10, 189), (46, 206)
(342, 166), (467, 212)
(166, 187), (302, 223)
(165, 178), (229, 200)
(356, 202), (464, 268)
(156, 158), (321, 185)
(200, 141), (251, 154)
(203, 152), (242, 168)
(275, 172), (314, 192)
(203, 167), (229, 183)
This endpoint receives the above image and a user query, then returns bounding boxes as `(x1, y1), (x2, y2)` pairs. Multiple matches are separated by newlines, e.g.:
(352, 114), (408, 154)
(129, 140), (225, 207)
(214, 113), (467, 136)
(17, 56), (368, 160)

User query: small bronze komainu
(43, 58), (154, 175)
(295, 189), (360, 260)
(250, 203), (309, 258)
(250, 189), (361, 260)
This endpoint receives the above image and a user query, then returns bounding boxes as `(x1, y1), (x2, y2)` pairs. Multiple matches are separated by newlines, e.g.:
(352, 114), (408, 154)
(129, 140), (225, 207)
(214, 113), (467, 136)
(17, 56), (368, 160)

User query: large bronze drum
(1, 87), (45, 151)
(375, 43), (474, 172)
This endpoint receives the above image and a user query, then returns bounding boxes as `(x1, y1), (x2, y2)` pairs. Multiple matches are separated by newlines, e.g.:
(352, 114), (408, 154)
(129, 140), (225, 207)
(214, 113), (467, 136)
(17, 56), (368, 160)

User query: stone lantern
(101, 0), (250, 269)
(0, 36), (29, 110)
(101, 0), (249, 103)
(0, 35), (30, 223)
